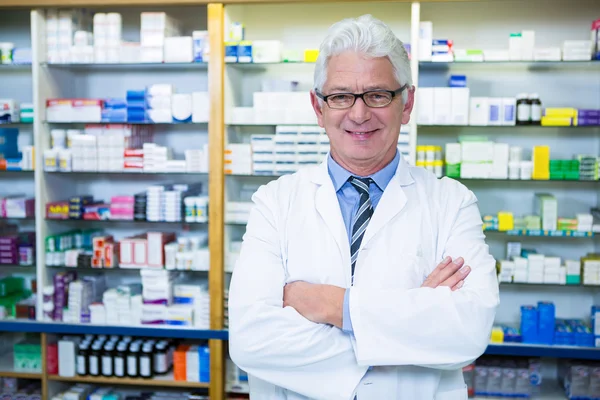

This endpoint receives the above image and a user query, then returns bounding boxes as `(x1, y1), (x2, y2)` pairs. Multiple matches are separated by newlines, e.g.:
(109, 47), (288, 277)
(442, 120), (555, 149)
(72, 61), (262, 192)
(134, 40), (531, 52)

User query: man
(229, 14), (499, 400)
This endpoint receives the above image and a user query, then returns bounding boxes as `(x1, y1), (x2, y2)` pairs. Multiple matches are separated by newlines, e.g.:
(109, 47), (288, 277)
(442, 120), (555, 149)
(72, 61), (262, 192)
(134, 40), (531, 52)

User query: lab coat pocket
(434, 385), (468, 400)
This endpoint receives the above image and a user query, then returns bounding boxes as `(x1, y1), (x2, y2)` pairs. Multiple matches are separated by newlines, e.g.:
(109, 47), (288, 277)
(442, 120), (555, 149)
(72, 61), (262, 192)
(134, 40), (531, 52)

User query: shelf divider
(208, 4), (226, 400)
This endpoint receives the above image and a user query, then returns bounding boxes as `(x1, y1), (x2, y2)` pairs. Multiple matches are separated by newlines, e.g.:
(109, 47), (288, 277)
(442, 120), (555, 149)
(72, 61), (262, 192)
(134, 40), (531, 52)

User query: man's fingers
(442, 265), (471, 289)
(436, 257), (465, 283)
(426, 256), (452, 286)
(451, 280), (464, 291)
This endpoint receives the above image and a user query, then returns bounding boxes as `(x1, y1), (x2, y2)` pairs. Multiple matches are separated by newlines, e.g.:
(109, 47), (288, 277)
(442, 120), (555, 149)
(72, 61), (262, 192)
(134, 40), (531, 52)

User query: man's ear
(310, 90), (325, 128)
(401, 86), (415, 125)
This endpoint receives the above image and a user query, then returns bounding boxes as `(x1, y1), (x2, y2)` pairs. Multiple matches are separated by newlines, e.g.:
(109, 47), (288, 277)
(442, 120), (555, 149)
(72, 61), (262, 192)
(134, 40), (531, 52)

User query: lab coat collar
(310, 152), (415, 187)
(310, 153), (415, 283)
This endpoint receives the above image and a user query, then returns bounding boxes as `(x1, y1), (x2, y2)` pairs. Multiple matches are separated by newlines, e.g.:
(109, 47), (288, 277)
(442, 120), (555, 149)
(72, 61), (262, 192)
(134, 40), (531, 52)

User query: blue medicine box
(449, 75), (467, 88)
(520, 305), (538, 343)
(0, 128), (20, 159)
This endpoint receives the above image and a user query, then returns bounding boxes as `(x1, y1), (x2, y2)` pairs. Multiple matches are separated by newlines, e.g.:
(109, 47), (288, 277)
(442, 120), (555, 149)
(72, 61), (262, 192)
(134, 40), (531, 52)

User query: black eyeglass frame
(315, 84), (409, 109)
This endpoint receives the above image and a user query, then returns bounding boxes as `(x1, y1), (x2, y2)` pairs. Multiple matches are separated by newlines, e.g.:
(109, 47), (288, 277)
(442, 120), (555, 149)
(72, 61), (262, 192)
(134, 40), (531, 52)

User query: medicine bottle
(88, 342), (101, 376)
(529, 94), (542, 125)
(114, 342), (127, 378)
(76, 343), (89, 376)
(127, 342), (140, 378)
(139, 342), (154, 379)
(516, 93), (531, 125)
(101, 342), (114, 377)
(153, 342), (168, 375)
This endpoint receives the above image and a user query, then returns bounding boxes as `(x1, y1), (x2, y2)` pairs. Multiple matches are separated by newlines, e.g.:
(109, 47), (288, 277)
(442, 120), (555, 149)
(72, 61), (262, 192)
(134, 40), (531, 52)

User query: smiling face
(311, 51), (414, 176)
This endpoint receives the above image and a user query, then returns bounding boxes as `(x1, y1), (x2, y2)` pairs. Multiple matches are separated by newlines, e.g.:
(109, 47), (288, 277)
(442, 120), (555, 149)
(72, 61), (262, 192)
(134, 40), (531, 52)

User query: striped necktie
(349, 176), (374, 285)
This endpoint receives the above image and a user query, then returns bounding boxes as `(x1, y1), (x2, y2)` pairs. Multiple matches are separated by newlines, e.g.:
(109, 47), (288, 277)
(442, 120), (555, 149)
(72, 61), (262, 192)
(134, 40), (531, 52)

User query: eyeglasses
(315, 84), (408, 109)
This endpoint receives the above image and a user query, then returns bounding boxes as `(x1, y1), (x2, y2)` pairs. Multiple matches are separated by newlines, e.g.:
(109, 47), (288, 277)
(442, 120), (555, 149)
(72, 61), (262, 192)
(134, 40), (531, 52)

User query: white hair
(314, 14), (412, 103)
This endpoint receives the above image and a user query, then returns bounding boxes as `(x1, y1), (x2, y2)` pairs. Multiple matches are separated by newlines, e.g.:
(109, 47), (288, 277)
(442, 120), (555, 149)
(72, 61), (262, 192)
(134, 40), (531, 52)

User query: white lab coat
(228, 156), (500, 400)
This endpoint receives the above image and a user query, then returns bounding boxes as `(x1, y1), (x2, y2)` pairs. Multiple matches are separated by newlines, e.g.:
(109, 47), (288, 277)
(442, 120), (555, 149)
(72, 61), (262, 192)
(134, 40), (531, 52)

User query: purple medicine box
(578, 109), (600, 118)
(578, 117), (600, 126)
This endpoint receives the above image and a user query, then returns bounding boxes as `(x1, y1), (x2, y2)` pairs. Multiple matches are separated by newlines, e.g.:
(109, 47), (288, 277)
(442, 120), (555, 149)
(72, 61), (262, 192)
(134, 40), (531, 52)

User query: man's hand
(422, 256), (471, 291)
(283, 282), (345, 329)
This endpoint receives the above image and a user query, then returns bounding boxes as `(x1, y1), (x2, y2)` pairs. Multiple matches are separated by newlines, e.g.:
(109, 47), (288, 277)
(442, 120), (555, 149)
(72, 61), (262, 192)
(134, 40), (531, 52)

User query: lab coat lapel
(311, 162), (352, 285)
(361, 158), (413, 249)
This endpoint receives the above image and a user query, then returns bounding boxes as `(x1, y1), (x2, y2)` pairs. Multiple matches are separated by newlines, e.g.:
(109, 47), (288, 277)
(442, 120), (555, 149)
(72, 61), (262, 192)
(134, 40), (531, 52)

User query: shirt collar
(327, 150), (400, 192)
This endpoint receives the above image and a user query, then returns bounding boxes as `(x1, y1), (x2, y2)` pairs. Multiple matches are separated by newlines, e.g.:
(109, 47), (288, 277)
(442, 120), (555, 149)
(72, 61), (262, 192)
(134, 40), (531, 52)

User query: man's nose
(347, 97), (372, 125)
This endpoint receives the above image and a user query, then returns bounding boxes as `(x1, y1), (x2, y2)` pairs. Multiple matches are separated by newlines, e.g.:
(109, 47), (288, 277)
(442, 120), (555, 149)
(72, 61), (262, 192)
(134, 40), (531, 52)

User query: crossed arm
(283, 256), (472, 330)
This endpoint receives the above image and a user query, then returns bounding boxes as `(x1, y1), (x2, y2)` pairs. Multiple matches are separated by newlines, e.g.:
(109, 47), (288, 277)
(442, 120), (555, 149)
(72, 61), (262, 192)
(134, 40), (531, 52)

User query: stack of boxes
(0, 196), (35, 219)
(579, 155), (599, 181)
(224, 144), (252, 175)
(244, 126), (328, 175)
(92, 13), (122, 64)
(0, 100), (20, 123)
(542, 108), (600, 127)
(109, 196), (134, 221)
(68, 195), (93, 220)
(532, 146), (550, 180)
(416, 145), (444, 178)
(143, 143), (171, 172)
(163, 235), (209, 271)
(102, 98), (127, 122)
(550, 160), (581, 180)
(91, 235), (117, 269)
(562, 40), (594, 61)
(140, 12), (181, 63)
(498, 249), (587, 285)
(174, 342), (210, 383)
(141, 269), (176, 324)
(134, 193), (147, 221)
(535, 193), (558, 231)
(126, 90), (147, 123)
(146, 84), (172, 123)
(13, 341), (42, 373)
(520, 301), (555, 345)
(0, 232), (35, 266)
(583, 255), (600, 286)
(45, 9), (92, 64)
(100, 284), (143, 325)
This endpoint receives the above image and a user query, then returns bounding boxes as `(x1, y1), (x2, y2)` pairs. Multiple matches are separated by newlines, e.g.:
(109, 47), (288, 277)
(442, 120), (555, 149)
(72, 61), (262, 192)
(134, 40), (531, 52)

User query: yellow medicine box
(304, 49), (319, 63)
(541, 116), (572, 127)
(498, 211), (514, 231)
(543, 108), (577, 118)
(532, 145), (550, 180)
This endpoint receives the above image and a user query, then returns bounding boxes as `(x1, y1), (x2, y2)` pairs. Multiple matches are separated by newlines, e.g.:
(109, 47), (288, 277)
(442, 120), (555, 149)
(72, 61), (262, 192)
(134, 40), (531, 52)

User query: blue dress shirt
(327, 151), (400, 334)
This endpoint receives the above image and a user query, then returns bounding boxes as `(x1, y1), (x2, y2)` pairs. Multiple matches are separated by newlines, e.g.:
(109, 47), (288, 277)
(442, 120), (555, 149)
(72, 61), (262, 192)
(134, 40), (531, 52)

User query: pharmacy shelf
(0, 321), (228, 340)
(0, 264), (35, 269)
(420, 60), (600, 69)
(226, 61), (314, 68)
(43, 62), (208, 70)
(458, 178), (599, 184)
(418, 124), (599, 129)
(45, 218), (208, 226)
(0, 353), (41, 379)
(46, 171), (207, 176)
(484, 229), (594, 238)
(0, 64), (31, 70)
(473, 381), (565, 400)
(46, 265), (208, 273)
(45, 121), (208, 126)
(0, 123), (33, 127)
(0, 170), (34, 175)
(485, 343), (600, 360)
(47, 373), (210, 388)
(499, 282), (594, 289)
(0, 216), (35, 221)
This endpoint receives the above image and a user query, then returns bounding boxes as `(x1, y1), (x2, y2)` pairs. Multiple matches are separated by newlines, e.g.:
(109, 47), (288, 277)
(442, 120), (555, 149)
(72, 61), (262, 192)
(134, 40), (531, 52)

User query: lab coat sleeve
(228, 182), (367, 400)
(349, 180), (499, 370)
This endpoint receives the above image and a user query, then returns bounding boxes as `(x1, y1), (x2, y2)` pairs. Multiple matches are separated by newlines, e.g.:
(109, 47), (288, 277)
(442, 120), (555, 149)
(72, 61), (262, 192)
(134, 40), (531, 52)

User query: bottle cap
(529, 93), (539, 99)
